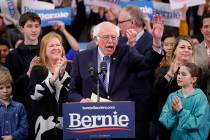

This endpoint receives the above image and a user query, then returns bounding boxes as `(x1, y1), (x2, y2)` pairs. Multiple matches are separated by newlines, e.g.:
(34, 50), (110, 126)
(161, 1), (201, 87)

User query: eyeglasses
(98, 35), (119, 41)
(118, 19), (133, 24)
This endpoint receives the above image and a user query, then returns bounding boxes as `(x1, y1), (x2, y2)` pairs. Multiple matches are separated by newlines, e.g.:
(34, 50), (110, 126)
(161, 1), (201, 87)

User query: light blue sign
(120, 1), (153, 20)
(35, 7), (71, 27)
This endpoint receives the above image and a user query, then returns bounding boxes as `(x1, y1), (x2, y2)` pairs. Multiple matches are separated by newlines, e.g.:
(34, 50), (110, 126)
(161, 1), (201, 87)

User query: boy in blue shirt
(0, 67), (28, 140)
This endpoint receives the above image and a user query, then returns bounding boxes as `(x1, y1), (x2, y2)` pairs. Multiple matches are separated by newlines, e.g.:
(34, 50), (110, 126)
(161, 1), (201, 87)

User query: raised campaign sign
(35, 7), (71, 27)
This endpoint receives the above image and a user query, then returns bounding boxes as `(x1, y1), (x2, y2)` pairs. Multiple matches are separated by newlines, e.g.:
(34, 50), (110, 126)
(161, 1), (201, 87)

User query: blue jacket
(159, 88), (210, 140)
(0, 99), (28, 140)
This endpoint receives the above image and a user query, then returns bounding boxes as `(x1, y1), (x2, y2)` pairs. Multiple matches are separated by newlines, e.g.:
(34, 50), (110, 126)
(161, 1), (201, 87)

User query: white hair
(92, 21), (120, 38)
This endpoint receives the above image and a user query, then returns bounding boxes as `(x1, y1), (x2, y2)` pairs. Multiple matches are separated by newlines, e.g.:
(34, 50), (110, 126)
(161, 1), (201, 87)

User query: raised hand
(0, 12), (18, 27)
(53, 21), (66, 32)
(152, 14), (164, 47)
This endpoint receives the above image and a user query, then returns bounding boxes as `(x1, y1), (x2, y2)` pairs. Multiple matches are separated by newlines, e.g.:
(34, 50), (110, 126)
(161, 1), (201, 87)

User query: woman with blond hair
(28, 32), (71, 140)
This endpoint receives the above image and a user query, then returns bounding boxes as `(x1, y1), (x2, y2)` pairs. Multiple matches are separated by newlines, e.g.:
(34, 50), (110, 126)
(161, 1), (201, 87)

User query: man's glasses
(98, 35), (119, 41)
(118, 19), (133, 24)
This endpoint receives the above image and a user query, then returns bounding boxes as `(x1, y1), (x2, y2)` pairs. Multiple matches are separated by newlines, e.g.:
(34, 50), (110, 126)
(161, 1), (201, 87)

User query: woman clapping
(28, 32), (71, 140)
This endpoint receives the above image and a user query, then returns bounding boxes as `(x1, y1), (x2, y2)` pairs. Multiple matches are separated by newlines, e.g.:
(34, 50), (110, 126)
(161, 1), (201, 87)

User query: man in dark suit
(118, 5), (158, 140)
(68, 17), (164, 103)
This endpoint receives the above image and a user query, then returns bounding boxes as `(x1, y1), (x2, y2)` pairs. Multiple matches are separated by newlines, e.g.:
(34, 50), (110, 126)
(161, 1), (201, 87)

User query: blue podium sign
(63, 101), (135, 139)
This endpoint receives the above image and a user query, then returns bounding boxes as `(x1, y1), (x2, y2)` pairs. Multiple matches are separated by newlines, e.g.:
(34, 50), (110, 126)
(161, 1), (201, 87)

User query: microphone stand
(96, 74), (100, 102)
(88, 66), (100, 102)
(89, 61), (107, 103)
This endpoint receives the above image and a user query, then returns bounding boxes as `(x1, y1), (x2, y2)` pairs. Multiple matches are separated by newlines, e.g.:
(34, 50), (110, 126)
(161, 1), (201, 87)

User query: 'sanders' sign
(63, 101), (135, 139)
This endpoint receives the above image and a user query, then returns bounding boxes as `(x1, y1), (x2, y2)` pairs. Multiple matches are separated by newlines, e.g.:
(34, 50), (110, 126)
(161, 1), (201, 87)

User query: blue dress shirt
(0, 99), (28, 140)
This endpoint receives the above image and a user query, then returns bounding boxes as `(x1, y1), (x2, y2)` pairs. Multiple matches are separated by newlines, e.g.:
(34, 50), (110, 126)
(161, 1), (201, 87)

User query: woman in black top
(28, 32), (71, 140)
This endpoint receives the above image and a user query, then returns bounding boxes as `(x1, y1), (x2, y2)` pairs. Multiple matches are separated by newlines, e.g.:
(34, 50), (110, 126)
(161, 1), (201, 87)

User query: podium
(63, 101), (135, 139)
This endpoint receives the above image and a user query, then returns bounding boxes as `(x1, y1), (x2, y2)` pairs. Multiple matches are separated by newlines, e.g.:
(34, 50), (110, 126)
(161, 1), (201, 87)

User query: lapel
(108, 47), (120, 94)
(195, 42), (208, 70)
(135, 32), (145, 46)
(200, 42), (208, 61)
(91, 47), (98, 73)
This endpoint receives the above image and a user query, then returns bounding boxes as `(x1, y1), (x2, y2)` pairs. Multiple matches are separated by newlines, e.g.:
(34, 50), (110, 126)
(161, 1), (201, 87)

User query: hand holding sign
(169, 0), (205, 10)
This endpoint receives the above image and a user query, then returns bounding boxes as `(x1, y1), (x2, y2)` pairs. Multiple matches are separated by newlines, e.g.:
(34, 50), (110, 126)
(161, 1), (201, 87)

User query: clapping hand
(167, 60), (180, 78)
(27, 56), (40, 77)
(171, 96), (183, 112)
(59, 56), (68, 78)
(50, 57), (67, 84)
(126, 29), (137, 47)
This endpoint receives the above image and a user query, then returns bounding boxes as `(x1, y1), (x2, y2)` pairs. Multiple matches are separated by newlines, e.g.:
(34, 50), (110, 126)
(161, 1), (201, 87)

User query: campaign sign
(153, 1), (181, 27)
(63, 101), (135, 139)
(169, 0), (205, 10)
(84, 0), (120, 9)
(21, 0), (55, 14)
(35, 7), (71, 27)
(120, 1), (153, 20)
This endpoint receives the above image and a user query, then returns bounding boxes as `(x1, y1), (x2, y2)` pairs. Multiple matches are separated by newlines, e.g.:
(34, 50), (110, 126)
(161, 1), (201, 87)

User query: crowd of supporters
(0, 0), (209, 140)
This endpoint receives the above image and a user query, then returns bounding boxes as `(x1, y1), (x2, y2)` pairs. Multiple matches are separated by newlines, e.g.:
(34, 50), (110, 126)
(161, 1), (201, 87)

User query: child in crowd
(0, 67), (28, 140)
(5, 12), (41, 139)
(159, 62), (209, 140)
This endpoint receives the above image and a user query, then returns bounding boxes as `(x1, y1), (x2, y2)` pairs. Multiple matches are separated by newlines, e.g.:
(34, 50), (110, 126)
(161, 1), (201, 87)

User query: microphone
(100, 61), (107, 75)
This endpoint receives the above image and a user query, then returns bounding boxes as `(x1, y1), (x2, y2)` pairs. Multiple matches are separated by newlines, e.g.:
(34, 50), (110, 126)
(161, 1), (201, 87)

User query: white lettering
(139, 6), (153, 14)
(101, 115), (112, 126)
(68, 111), (129, 130)
(69, 113), (81, 127)
(38, 12), (69, 21)
(81, 115), (92, 127)
(118, 115), (129, 127)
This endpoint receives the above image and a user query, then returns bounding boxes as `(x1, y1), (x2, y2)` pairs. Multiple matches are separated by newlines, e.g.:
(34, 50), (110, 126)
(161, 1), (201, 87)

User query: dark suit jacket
(120, 31), (157, 121)
(68, 44), (163, 102)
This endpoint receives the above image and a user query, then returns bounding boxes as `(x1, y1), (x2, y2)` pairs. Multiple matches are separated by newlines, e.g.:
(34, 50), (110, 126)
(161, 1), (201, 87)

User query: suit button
(107, 96), (110, 99)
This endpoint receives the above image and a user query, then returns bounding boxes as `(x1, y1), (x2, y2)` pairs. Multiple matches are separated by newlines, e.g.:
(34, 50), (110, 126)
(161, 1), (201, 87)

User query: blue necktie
(100, 56), (110, 92)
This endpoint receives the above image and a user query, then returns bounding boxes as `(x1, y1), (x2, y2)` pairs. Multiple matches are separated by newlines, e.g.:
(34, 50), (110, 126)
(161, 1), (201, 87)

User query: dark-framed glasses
(118, 19), (133, 24)
(98, 35), (119, 41)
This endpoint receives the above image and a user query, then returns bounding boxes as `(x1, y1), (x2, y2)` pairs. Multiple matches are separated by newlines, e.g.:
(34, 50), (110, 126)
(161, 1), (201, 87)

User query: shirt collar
(176, 88), (197, 98)
(98, 47), (106, 62)
(202, 41), (210, 48)
(0, 97), (15, 107)
(136, 30), (144, 42)
(203, 41), (207, 48)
